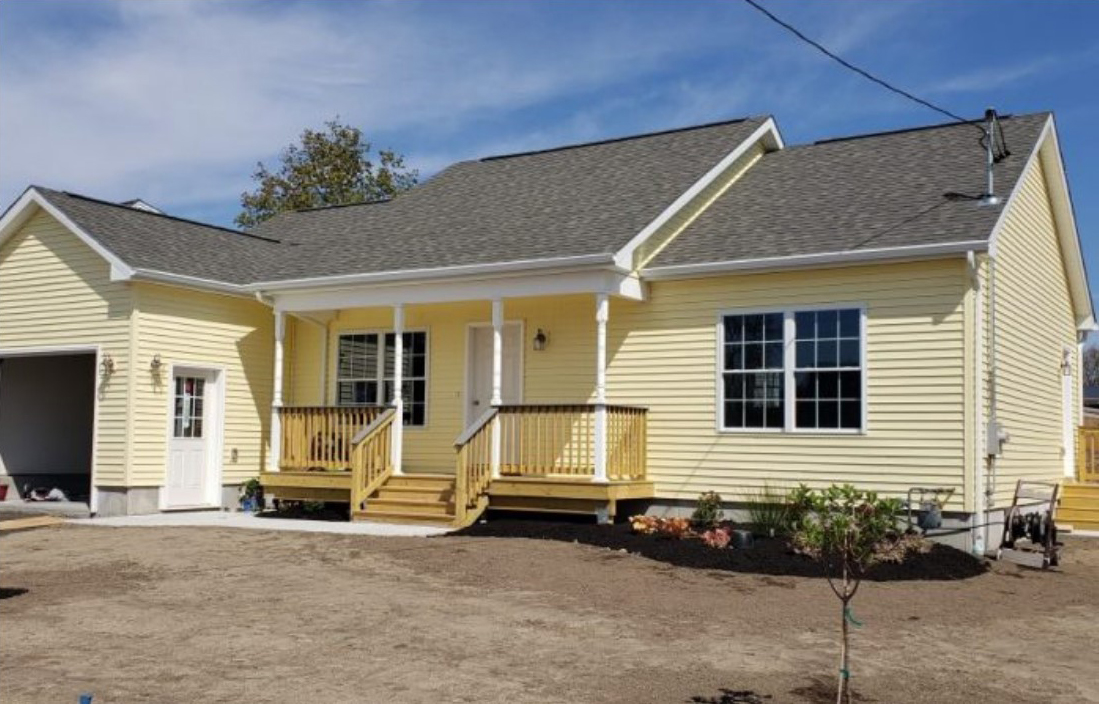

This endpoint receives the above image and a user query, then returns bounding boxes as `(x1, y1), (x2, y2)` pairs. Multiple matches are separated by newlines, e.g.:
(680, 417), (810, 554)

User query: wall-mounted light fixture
(533, 328), (548, 352)
(99, 354), (115, 379)
(150, 354), (163, 374)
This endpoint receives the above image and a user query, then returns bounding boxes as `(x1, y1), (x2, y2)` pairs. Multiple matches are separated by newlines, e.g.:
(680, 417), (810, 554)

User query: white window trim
(715, 303), (868, 435)
(333, 328), (430, 430)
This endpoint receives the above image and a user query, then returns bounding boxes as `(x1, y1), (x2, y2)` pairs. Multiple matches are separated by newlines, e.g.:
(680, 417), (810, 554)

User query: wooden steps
(1059, 483), (1099, 531)
(353, 474), (457, 526)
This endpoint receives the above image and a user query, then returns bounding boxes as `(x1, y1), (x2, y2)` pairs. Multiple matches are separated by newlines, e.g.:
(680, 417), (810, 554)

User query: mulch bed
(256, 502), (350, 522)
(452, 516), (987, 581)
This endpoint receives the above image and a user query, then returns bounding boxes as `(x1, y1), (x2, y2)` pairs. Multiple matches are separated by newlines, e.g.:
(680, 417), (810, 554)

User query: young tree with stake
(789, 484), (913, 704)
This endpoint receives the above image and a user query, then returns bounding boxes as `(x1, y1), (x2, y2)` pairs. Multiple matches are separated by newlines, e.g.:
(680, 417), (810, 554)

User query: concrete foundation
(94, 487), (159, 517)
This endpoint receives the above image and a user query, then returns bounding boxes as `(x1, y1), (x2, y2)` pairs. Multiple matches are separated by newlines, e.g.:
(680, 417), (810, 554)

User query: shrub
(700, 527), (732, 549)
(691, 491), (724, 530)
(745, 483), (794, 537)
(628, 515), (693, 539)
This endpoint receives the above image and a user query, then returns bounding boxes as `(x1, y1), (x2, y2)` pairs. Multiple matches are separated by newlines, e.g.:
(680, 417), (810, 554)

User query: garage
(0, 352), (96, 504)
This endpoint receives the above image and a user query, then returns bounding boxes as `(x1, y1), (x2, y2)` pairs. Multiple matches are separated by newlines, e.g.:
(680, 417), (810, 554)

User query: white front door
(467, 323), (522, 425)
(166, 372), (212, 507)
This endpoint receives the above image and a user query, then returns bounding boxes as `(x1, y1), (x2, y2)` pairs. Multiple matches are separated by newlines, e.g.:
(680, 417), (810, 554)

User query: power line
(742, 0), (986, 135)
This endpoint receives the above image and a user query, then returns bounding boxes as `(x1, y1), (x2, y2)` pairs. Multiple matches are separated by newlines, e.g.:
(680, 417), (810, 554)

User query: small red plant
(700, 527), (731, 549)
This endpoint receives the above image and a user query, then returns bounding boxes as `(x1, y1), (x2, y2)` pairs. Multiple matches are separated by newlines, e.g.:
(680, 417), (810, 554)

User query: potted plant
(239, 478), (263, 512)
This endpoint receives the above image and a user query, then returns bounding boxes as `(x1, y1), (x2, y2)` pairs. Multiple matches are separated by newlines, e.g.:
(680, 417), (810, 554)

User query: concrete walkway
(70, 511), (451, 537)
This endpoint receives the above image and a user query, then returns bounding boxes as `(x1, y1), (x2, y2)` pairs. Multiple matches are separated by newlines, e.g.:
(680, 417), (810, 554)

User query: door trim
(0, 344), (101, 514)
(160, 362), (225, 510)
(464, 321), (524, 427)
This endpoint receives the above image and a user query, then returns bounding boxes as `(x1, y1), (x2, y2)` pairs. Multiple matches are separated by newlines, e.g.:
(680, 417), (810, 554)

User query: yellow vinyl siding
(287, 317), (326, 406)
(608, 260), (969, 509)
(987, 158), (1078, 504)
(0, 210), (132, 485)
(130, 283), (273, 486)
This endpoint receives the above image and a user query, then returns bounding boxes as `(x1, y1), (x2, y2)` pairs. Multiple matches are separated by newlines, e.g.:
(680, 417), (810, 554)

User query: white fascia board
(0, 188), (135, 279)
(129, 268), (254, 298)
(641, 240), (989, 280)
(986, 116), (1050, 260)
(612, 117), (784, 271)
(248, 253), (617, 292)
(273, 268), (644, 313)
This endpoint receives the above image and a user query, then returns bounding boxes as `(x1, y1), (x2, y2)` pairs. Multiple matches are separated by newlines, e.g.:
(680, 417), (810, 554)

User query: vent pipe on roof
(979, 108), (1002, 207)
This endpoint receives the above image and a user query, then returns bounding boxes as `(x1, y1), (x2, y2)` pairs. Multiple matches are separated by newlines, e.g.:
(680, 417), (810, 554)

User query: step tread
(353, 509), (455, 526)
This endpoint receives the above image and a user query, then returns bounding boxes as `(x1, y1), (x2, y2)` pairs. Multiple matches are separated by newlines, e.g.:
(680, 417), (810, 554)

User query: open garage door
(0, 353), (95, 504)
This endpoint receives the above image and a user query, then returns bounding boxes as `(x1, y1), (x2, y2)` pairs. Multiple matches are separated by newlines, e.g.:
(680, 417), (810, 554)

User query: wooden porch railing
(1078, 427), (1099, 483)
(495, 404), (648, 479)
(349, 408), (397, 511)
(278, 405), (386, 471)
(453, 408), (497, 527)
(606, 405), (647, 481)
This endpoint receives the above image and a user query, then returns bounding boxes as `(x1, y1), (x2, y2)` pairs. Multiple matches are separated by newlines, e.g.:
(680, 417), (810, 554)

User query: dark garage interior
(0, 354), (95, 503)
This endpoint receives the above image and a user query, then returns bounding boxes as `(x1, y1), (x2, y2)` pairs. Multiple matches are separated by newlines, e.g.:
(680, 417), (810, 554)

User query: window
(337, 331), (428, 426)
(719, 307), (864, 432)
(722, 313), (785, 429)
(173, 376), (205, 438)
(794, 309), (862, 430)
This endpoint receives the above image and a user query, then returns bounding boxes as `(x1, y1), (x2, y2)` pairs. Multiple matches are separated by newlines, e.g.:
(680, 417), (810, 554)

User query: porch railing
(278, 405), (386, 471)
(350, 408), (397, 511)
(1079, 427), (1099, 483)
(454, 408), (497, 526)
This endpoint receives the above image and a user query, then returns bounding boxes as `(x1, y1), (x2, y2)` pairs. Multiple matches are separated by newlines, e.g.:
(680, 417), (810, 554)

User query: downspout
(968, 251), (987, 555)
(986, 252), (1000, 546)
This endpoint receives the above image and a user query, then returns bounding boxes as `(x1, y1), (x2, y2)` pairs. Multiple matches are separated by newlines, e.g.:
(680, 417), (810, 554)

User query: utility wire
(742, 0), (987, 135)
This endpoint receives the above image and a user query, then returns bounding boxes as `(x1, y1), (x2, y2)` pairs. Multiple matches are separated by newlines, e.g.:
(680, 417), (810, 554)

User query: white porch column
(269, 309), (285, 472)
(593, 293), (609, 483)
(490, 298), (503, 478)
(391, 304), (405, 475)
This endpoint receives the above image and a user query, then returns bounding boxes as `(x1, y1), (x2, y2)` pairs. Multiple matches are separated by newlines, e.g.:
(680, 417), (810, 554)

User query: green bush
(690, 491), (724, 530)
(745, 483), (793, 537)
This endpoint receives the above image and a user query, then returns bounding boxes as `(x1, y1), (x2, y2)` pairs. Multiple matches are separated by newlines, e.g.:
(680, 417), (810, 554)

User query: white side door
(467, 323), (522, 425)
(166, 373), (211, 507)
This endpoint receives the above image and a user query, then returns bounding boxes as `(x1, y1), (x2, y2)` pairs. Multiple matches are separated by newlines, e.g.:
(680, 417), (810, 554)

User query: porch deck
(260, 404), (655, 525)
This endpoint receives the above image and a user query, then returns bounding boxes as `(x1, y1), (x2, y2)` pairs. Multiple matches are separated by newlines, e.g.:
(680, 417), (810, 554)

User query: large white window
(719, 307), (864, 433)
(337, 331), (428, 426)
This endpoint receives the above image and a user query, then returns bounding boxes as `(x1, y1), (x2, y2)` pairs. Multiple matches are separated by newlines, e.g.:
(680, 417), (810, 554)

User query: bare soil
(1, 525), (1097, 704)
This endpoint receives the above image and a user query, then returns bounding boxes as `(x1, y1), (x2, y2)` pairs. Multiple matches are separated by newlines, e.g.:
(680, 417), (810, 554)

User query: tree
(789, 485), (912, 704)
(1084, 344), (1099, 388)
(235, 119), (418, 229)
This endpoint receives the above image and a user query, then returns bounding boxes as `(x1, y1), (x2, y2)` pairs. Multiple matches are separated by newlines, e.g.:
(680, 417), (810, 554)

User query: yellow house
(0, 112), (1094, 552)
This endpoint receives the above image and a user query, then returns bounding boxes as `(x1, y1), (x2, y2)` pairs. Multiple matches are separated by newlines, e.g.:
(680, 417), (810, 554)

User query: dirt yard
(1, 525), (1097, 704)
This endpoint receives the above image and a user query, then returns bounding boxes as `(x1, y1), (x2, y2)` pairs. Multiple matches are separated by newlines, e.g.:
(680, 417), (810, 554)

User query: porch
(259, 403), (652, 526)
(258, 290), (655, 526)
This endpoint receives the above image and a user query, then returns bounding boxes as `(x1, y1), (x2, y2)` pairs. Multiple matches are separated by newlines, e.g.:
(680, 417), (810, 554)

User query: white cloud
(0, 0), (929, 221)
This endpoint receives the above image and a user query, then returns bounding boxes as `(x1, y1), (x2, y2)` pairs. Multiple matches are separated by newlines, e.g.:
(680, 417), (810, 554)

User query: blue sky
(1, 0), (1096, 318)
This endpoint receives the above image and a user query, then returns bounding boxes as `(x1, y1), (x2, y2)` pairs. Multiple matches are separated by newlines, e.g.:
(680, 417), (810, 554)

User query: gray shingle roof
(648, 113), (1050, 268)
(249, 117), (769, 282)
(34, 188), (282, 285)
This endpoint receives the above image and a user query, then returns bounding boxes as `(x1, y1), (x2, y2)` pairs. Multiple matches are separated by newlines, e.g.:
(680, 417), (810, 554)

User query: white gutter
(128, 268), (253, 297)
(642, 240), (990, 280)
(967, 251), (987, 556)
(247, 253), (618, 292)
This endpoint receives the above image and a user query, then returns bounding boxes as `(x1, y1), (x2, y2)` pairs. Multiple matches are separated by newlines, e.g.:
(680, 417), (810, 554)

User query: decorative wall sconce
(150, 354), (164, 374)
(533, 328), (548, 352)
(99, 354), (115, 378)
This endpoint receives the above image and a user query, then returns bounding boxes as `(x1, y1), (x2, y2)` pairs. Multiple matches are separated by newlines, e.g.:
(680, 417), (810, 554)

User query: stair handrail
(349, 407), (398, 513)
(453, 407), (499, 526)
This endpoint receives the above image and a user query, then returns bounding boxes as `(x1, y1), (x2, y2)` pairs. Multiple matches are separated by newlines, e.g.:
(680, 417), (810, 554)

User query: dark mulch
(451, 517), (987, 582)
(256, 502), (350, 523)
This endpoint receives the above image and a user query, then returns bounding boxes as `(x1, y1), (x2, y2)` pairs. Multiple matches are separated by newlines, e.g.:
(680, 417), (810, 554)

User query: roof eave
(641, 240), (990, 280)
(247, 252), (622, 292)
